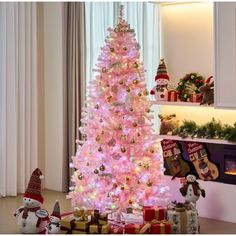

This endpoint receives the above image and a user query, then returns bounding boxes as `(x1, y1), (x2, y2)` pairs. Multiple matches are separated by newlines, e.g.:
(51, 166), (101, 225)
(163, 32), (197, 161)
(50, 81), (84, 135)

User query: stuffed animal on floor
(14, 168), (49, 234)
(47, 200), (61, 234)
(179, 173), (205, 207)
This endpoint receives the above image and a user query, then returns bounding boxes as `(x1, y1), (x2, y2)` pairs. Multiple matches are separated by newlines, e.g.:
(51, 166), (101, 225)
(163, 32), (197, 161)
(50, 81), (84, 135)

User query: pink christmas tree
(68, 7), (168, 212)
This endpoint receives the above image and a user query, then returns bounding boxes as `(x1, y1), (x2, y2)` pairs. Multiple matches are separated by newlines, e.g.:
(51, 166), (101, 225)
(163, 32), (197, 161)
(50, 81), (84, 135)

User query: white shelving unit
(157, 134), (236, 145)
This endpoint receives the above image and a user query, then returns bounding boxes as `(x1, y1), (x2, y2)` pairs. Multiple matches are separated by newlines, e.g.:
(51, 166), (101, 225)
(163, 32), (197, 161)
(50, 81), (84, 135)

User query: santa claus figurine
(179, 173), (206, 208)
(47, 200), (61, 234)
(150, 59), (170, 101)
(14, 168), (49, 233)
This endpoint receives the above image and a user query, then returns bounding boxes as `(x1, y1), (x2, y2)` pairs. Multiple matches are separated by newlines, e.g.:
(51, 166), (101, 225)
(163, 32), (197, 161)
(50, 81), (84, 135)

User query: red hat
(51, 200), (61, 220)
(24, 168), (44, 204)
(155, 59), (170, 81)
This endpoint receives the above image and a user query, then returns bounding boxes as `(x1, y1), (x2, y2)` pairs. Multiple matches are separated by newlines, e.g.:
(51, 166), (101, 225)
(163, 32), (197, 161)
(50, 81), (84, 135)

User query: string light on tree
(68, 4), (168, 212)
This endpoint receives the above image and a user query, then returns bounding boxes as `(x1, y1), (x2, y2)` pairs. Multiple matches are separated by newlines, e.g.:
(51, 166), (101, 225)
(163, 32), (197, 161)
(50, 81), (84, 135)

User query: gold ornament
(78, 174), (84, 180)
(145, 108), (150, 113)
(113, 183), (118, 188)
(110, 47), (115, 52)
(132, 122), (138, 127)
(96, 135), (101, 142)
(120, 134), (126, 140)
(147, 180), (153, 187)
(150, 149), (155, 154)
(133, 79), (139, 85)
(119, 80), (124, 85)
(121, 186), (125, 190)
(107, 95), (112, 102)
(126, 88), (131, 92)
(121, 147), (126, 153)
(134, 62), (139, 68)
(102, 67), (107, 73)
(95, 104), (99, 109)
(130, 107), (134, 112)
(118, 124), (122, 130)
(144, 90), (149, 96)
(99, 164), (105, 171)
(101, 130), (105, 135)
(138, 92), (142, 97)
(137, 132), (141, 137)
(108, 138), (116, 147)
(123, 46), (127, 51)
(94, 169), (99, 174)
(129, 200), (133, 204)
(137, 180), (141, 184)
(98, 146), (103, 152)
(130, 139), (135, 144)
(126, 177), (130, 181)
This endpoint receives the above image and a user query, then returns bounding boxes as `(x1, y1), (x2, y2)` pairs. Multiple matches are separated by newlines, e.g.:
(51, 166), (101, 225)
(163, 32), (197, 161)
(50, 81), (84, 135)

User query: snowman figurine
(179, 173), (206, 208)
(14, 168), (49, 233)
(47, 200), (61, 234)
(150, 59), (170, 101)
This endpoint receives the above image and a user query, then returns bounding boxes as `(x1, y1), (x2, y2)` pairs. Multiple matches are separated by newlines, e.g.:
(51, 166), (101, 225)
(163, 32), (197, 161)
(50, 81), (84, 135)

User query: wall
(160, 2), (236, 124)
(160, 2), (236, 223)
(39, 3), (67, 192)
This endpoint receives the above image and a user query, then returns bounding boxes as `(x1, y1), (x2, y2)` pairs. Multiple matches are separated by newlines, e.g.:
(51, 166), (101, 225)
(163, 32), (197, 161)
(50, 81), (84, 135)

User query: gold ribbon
(73, 209), (92, 221)
(139, 219), (169, 234)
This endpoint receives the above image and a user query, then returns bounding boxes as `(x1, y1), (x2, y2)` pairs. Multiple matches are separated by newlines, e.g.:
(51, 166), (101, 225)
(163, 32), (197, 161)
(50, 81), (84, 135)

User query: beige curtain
(66, 2), (86, 189)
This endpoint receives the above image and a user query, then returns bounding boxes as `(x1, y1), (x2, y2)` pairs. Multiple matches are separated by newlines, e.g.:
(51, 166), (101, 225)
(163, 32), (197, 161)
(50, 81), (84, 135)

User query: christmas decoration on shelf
(14, 168), (49, 234)
(47, 200), (61, 234)
(158, 113), (179, 135)
(150, 59), (170, 101)
(68, 4), (168, 214)
(168, 90), (178, 102)
(176, 73), (205, 102)
(185, 142), (219, 181)
(179, 173), (205, 207)
(199, 76), (214, 105)
(176, 118), (236, 142)
(161, 140), (190, 178)
(167, 202), (199, 234)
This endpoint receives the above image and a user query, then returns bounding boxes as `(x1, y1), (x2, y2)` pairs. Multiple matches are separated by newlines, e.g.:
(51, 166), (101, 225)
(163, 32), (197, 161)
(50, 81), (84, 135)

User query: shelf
(157, 135), (236, 145)
(151, 101), (213, 107)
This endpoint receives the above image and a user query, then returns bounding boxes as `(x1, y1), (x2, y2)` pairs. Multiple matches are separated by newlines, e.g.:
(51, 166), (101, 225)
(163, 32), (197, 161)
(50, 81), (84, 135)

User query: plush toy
(150, 59), (170, 101)
(14, 168), (49, 234)
(179, 173), (205, 207)
(47, 200), (61, 234)
(200, 76), (214, 105)
(158, 113), (179, 135)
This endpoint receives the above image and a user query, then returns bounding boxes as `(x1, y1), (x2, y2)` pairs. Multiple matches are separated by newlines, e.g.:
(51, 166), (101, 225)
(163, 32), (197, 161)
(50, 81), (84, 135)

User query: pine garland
(174, 118), (236, 142)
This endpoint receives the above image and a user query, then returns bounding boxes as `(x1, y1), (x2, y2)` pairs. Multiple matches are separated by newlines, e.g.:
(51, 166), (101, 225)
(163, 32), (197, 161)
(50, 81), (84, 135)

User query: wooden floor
(0, 189), (236, 234)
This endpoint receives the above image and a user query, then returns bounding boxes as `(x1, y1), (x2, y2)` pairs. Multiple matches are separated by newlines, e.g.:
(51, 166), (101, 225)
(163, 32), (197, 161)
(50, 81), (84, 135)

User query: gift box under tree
(167, 203), (199, 234)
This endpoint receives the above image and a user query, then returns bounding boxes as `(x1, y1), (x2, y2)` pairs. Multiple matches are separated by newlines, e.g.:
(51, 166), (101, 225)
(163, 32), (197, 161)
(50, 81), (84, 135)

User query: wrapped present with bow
(143, 206), (165, 222)
(60, 216), (90, 234)
(139, 219), (171, 234)
(73, 208), (93, 221)
(87, 210), (110, 234)
(167, 202), (199, 234)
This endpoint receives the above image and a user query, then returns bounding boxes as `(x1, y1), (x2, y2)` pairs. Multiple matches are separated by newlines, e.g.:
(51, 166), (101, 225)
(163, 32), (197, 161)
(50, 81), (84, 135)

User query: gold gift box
(89, 223), (110, 234)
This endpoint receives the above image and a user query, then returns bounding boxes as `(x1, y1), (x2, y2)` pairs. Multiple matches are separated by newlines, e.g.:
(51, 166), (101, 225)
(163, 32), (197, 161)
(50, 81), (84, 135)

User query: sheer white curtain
(85, 2), (160, 128)
(85, 2), (160, 90)
(0, 3), (38, 196)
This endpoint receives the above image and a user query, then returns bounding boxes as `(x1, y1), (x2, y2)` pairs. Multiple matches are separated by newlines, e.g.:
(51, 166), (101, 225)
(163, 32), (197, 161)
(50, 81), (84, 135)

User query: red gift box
(124, 223), (142, 234)
(168, 90), (178, 102)
(143, 206), (165, 222)
(139, 220), (171, 234)
(110, 224), (123, 234)
(190, 93), (202, 102)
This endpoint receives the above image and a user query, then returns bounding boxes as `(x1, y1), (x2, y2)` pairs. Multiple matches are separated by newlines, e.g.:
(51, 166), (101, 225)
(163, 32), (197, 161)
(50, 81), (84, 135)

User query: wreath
(176, 73), (205, 102)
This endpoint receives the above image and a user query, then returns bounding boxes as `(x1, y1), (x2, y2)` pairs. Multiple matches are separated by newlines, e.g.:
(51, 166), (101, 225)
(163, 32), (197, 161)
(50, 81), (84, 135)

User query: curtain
(0, 3), (38, 196)
(66, 2), (86, 188)
(85, 2), (160, 90)
(85, 2), (160, 129)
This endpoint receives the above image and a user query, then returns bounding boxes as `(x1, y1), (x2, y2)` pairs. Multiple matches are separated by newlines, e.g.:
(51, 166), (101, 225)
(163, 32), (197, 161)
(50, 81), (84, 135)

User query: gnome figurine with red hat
(47, 200), (61, 234)
(150, 59), (170, 101)
(14, 168), (49, 233)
